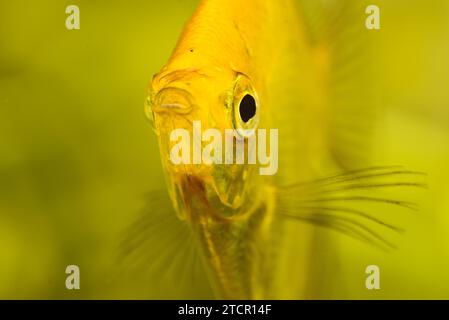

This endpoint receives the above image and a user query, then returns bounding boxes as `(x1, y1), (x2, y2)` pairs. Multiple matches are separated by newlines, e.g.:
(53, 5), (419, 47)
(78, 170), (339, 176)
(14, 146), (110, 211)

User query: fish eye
(239, 94), (257, 123)
(231, 74), (260, 137)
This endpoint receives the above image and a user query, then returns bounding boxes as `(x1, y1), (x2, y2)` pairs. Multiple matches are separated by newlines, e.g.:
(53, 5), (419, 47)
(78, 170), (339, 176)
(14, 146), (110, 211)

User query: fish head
(147, 67), (264, 221)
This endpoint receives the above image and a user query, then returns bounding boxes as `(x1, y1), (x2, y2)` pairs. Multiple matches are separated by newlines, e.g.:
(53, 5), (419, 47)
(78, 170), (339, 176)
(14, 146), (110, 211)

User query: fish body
(148, 0), (318, 299)
(146, 0), (404, 299)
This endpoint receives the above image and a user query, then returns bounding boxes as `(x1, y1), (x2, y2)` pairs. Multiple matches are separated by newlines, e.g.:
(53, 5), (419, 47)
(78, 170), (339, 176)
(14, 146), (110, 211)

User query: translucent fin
(276, 166), (427, 250)
(115, 190), (214, 299)
(297, 0), (381, 169)
(269, 1), (382, 187)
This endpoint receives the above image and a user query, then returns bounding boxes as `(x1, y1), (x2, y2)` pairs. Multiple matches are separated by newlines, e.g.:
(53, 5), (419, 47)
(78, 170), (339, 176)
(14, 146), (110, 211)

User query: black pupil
(239, 94), (257, 123)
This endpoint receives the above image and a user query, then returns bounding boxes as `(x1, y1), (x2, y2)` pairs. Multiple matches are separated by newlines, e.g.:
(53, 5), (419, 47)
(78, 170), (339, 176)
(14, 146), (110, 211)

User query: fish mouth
(153, 116), (251, 219)
(165, 169), (250, 222)
(167, 173), (217, 221)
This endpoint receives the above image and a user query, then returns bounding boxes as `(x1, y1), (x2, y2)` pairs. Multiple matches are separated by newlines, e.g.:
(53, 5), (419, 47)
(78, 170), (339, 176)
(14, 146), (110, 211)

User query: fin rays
(116, 190), (210, 295)
(277, 166), (426, 250)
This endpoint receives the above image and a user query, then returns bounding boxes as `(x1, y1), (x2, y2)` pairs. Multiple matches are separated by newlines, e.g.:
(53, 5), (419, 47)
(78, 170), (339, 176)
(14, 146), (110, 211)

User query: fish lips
(164, 163), (253, 222)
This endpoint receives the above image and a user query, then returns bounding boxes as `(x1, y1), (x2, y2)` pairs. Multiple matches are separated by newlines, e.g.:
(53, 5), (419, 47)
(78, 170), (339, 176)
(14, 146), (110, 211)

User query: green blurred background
(0, 0), (448, 299)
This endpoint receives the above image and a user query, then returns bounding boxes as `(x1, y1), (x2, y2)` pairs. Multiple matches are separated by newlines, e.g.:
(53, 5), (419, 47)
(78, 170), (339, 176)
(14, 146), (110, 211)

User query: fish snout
(152, 87), (193, 115)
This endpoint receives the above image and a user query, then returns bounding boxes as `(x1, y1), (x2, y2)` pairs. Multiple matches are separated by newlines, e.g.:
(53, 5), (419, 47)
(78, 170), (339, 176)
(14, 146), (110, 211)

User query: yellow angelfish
(122, 0), (425, 299)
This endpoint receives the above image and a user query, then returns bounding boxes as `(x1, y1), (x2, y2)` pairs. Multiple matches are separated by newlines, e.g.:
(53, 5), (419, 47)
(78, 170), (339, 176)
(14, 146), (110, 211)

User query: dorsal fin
(298, 0), (381, 169)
